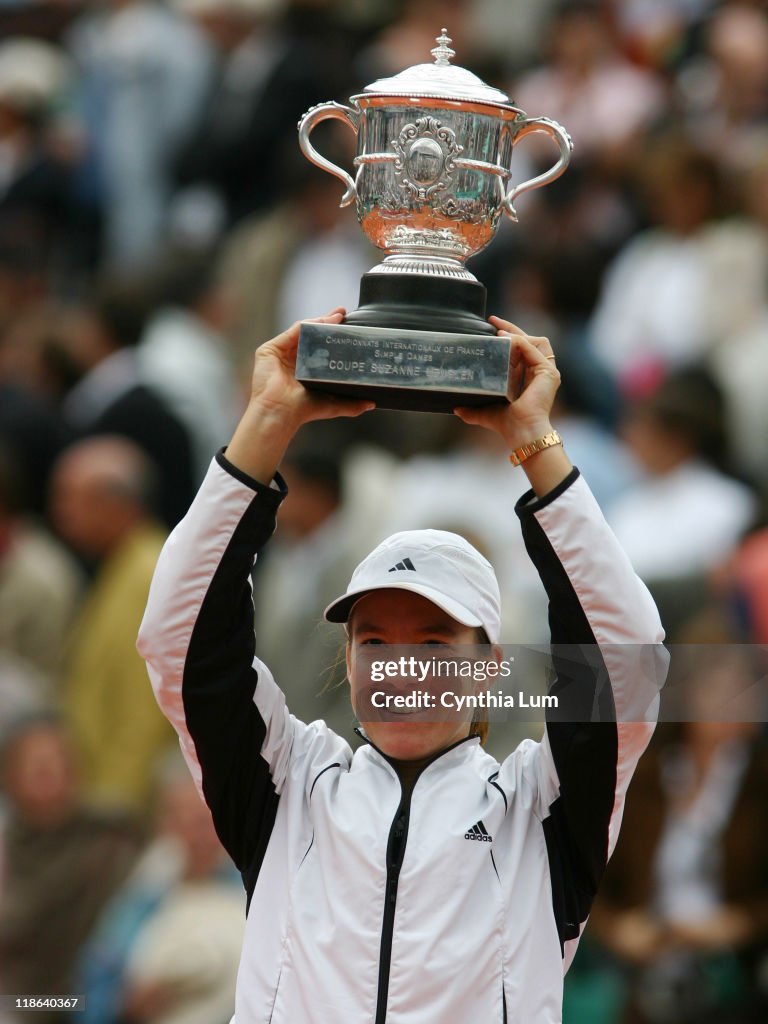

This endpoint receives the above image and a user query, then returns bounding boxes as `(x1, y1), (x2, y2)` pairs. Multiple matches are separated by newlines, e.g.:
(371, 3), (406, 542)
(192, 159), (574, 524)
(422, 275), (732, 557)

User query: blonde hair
(468, 627), (490, 746)
(469, 714), (489, 746)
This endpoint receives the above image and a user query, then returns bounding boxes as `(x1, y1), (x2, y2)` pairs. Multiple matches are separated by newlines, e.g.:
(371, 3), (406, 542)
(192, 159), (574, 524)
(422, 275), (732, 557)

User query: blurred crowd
(0, 0), (767, 1021)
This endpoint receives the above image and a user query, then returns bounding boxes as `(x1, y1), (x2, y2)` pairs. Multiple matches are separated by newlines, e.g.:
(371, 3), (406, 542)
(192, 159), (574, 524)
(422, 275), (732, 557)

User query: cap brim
(323, 579), (484, 631)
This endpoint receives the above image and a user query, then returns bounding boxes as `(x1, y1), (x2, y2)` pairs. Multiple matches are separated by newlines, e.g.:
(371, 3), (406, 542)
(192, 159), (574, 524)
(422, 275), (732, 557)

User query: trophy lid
(357, 29), (515, 109)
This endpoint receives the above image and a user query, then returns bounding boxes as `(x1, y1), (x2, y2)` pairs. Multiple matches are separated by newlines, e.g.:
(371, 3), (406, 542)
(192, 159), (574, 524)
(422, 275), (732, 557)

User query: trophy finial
(431, 29), (455, 66)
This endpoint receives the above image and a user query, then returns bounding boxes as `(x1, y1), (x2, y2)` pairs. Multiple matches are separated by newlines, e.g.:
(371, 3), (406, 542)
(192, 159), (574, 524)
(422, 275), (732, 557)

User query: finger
(490, 318), (556, 359)
(526, 335), (555, 357)
(280, 310), (345, 339)
(453, 405), (482, 426)
(305, 308), (347, 323)
(503, 331), (555, 357)
(506, 334), (527, 398)
(489, 315), (528, 338)
(505, 337), (560, 403)
(305, 396), (376, 422)
(514, 334), (557, 370)
(453, 404), (506, 429)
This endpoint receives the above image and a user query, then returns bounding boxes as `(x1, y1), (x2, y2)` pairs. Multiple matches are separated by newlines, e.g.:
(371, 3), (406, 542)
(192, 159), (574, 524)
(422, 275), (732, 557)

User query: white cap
(324, 529), (501, 643)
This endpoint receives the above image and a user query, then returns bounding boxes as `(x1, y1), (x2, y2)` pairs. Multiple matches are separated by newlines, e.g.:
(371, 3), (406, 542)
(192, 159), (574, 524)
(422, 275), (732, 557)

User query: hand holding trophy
(295, 29), (572, 413)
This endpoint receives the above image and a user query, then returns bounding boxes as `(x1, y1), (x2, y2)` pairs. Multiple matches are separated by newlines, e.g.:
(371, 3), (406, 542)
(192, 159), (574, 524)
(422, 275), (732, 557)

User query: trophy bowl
(295, 30), (572, 413)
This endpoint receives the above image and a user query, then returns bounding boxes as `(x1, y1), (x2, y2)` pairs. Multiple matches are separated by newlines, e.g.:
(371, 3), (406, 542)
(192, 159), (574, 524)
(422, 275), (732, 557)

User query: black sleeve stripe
(517, 496), (619, 955)
(487, 775), (508, 812)
(216, 448), (288, 496)
(310, 763), (342, 800)
(516, 466), (580, 515)
(490, 848), (501, 883)
(182, 489), (283, 897)
(299, 833), (315, 869)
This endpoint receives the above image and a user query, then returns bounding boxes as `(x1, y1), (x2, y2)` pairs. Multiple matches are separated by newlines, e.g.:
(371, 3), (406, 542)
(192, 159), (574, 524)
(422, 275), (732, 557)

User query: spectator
(589, 612), (768, 1023)
(513, 1), (666, 168)
(0, 713), (141, 1019)
(56, 276), (196, 528)
(615, 0), (718, 70)
(138, 248), (242, 483)
(705, 146), (768, 487)
(468, 0), (560, 66)
(355, 0), (473, 81)
(677, 4), (768, 171)
(0, 445), (83, 684)
(79, 756), (243, 1024)
(607, 368), (757, 586)
(67, 0), (212, 269)
(546, 348), (640, 512)
(500, 5), (667, 348)
(174, 0), (353, 227)
(0, 38), (85, 280)
(0, 653), (50, 747)
(721, 506), (768, 646)
(588, 137), (725, 390)
(0, 307), (72, 517)
(50, 437), (176, 812)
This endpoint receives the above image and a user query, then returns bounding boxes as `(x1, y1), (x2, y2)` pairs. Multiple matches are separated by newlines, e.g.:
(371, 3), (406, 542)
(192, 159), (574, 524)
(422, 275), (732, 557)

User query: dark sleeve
(138, 451), (291, 892)
(514, 469), (666, 964)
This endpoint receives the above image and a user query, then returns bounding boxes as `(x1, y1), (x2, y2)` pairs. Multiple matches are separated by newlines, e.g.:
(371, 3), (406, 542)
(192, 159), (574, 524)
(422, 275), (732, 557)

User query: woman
(138, 310), (665, 1023)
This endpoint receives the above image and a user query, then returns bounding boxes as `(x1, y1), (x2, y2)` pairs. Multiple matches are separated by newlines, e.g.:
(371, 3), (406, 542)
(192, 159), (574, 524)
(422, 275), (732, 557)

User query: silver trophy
(296, 29), (572, 413)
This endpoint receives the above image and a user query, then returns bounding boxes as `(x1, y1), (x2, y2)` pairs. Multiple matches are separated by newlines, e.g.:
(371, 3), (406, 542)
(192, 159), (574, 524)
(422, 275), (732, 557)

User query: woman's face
(346, 589), (481, 761)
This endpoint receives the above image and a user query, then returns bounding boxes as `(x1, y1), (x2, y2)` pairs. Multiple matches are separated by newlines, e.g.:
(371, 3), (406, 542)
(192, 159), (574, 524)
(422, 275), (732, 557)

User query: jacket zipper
(374, 794), (411, 1024)
(360, 731), (477, 1024)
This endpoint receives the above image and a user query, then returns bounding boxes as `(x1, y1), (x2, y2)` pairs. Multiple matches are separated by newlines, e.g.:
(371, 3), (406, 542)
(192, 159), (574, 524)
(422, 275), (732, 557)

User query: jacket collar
(354, 727), (481, 782)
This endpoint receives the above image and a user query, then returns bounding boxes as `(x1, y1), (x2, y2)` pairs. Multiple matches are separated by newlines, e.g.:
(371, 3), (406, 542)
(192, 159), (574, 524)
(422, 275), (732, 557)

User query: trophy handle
(504, 116), (573, 222)
(298, 102), (360, 207)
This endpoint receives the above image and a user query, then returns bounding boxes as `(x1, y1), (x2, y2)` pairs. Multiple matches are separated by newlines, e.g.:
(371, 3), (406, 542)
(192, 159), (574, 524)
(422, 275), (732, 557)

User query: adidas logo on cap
(388, 558), (416, 572)
(323, 528), (502, 643)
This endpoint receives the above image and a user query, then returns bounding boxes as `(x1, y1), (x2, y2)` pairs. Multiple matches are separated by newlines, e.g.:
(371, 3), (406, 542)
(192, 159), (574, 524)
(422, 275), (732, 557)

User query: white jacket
(138, 453), (666, 1024)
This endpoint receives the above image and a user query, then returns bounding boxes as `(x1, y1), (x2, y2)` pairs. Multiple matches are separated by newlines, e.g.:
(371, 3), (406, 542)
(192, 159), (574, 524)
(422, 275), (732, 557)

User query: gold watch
(508, 430), (563, 467)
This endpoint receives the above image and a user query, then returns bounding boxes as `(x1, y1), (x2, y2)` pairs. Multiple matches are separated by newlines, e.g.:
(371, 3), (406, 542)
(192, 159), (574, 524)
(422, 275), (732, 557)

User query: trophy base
(296, 273), (509, 414)
(345, 272), (496, 336)
(296, 322), (511, 413)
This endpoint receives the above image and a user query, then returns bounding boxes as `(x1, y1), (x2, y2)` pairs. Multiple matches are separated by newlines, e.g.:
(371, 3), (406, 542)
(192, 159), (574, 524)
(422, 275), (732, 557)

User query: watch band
(508, 430), (563, 467)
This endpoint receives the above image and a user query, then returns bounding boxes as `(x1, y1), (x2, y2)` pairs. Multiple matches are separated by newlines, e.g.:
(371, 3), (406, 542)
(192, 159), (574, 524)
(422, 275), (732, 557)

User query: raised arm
(137, 312), (372, 884)
(454, 313), (573, 497)
(456, 318), (667, 966)
(516, 468), (666, 966)
(224, 308), (373, 483)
